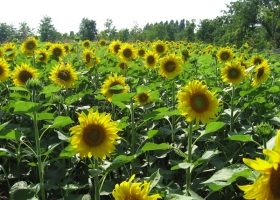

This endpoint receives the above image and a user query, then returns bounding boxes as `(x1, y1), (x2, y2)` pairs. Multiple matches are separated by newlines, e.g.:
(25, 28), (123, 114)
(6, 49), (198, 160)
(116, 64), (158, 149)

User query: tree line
(0, 0), (279, 49)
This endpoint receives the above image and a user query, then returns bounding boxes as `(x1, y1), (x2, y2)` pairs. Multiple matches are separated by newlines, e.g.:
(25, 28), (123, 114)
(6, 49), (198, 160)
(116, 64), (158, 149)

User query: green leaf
(59, 144), (76, 158)
(205, 122), (225, 134)
(14, 101), (42, 114)
(267, 85), (279, 93)
(141, 142), (171, 152)
(106, 154), (140, 173)
(10, 181), (38, 200)
(136, 85), (151, 93)
(165, 194), (193, 200)
(112, 93), (136, 102)
(88, 169), (103, 177)
(41, 84), (62, 94)
(0, 148), (16, 157)
(9, 86), (30, 93)
(0, 121), (10, 131)
(36, 112), (55, 121)
(171, 162), (193, 170)
(228, 134), (255, 142)
(50, 116), (74, 128)
(65, 91), (90, 105)
(147, 130), (159, 139)
(148, 169), (161, 191)
(0, 129), (21, 141)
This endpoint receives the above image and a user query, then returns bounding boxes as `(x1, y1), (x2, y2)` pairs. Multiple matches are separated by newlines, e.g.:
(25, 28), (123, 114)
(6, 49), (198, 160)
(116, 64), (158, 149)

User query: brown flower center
(83, 124), (105, 146)
(138, 49), (145, 56)
(156, 45), (164, 53)
(119, 63), (127, 70)
(164, 61), (176, 72)
(39, 53), (46, 61)
(221, 52), (229, 60)
(58, 70), (70, 82)
(270, 164), (280, 197)
(123, 49), (132, 58)
(114, 44), (120, 54)
(139, 93), (148, 103)
(53, 48), (62, 57)
(190, 93), (209, 113)
(0, 66), (3, 75)
(84, 42), (90, 47)
(19, 70), (33, 83)
(86, 54), (91, 63)
(254, 59), (262, 65)
(147, 56), (155, 64)
(257, 67), (264, 79)
(228, 68), (239, 79)
(27, 42), (35, 50)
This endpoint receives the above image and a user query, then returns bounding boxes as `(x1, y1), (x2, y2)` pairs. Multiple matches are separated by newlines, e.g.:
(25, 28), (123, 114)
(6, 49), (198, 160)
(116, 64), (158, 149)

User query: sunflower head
(153, 40), (167, 56)
(158, 54), (183, 79)
(69, 109), (121, 160)
(216, 47), (234, 63)
(101, 73), (129, 102)
(44, 42), (53, 50)
(82, 40), (91, 48)
(221, 61), (246, 86)
(63, 43), (70, 53)
(99, 39), (107, 47)
(177, 80), (220, 124)
(11, 63), (39, 86)
(20, 37), (38, 56)
(251, 55), (265, 66)
(3, 42), (18, 60)
(49, 43), (66, 60)
(116, 60), (129, 73)
(109, 40), (122, 56)
(35, 49), (49, 63)
(251, 60), (270, 86)
(49, 62), (78, 88)
(137, 48), (146, 58)
(0, 58), (10, 82)
(144, 50), (158, 70)
(134, 92), (152, 106)
(118, 43), (136, 61)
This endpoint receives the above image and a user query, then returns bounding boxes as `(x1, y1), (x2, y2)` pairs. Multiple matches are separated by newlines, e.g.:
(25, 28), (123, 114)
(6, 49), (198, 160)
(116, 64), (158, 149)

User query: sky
(1, 0), (236, 34)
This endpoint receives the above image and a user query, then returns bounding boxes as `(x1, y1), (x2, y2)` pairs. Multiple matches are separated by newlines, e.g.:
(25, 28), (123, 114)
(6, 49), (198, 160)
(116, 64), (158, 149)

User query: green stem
(186, 120), (193, 194)
(130, 97), (135, 174)
(171, 79), (175, 143)
(230, 86), (235, 132)
(94, 158), (100, 200)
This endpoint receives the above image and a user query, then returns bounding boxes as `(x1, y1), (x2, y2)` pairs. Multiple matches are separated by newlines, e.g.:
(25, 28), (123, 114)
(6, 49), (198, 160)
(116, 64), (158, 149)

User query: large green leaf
(105, 154), (140, 173)
(50, 116), (74, 128)
(13, 101), (42, 114)
(0, 129), (21, 141)
(141, 142), (171, 152)
(205, 122), (225, 134)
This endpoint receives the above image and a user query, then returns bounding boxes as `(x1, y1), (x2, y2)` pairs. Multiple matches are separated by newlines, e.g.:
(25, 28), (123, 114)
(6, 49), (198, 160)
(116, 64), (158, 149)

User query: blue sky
(1, 0), (236, 34)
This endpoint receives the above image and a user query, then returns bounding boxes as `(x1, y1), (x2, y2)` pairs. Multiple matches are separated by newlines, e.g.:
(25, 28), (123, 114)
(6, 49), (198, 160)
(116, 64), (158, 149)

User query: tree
(38, 16), (58, 42)
(104, 19), (117, 40)
(196, 19), (216, 43)
(0, 23), (16, 43)
(179, 19), (186, 32)
(17, 22), (34, 41)
(130, 22), (142, 42)
(116, 28), (130, 42)
(78, 18), (98, 41)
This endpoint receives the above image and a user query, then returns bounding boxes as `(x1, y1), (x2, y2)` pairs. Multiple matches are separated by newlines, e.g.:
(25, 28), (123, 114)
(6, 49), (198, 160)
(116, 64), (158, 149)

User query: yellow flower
(177, 80), (220, 124)
(109, 40), (122, 56)
(221, 61), (246, 86)
(69, 109), (121, 160)
(158, 54), (183, 79)
(82, 40), (91, 48)
(0, 58), (10, 82)
(49, 43), (66, 60)
(137, 47), (146, 58)
(83, 48), (94, 68)
(35, 49), (49, 63)
(134, 92), (152, 106)
(3, 42), (17, 61)
(63, 43), (70, 53)
(11, 63), (39, 86)
(251, 55), (265, 66)
(238, 130), (280, 199)
(49, 62), (78, 88)
(251, 60), (270, 86)
(20, 37), (38, 56)
(116, 60), (129, 73)
(144, 50), (159, 70)
(44, 42), (53, 50)
(99, 39), (107, 46)
(153, 40), (167, 56)
(0, 47), (4, 58)
(118, 43), (137, 61)
(101, 73), (129, 102)
(216, 47), (234, 63)
(112, 174), (162, 200)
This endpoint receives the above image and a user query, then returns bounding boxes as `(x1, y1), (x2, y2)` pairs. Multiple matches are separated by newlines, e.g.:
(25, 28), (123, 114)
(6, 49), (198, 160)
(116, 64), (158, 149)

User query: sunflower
(153, 40), (167, 56)
(44, 42), (53, 50)
(49, 62), (78, 88)
(101, 73), (129, 102)
(177, 80), (220, 124)
(35, 49), (49, 63)
(238, 130), (280, 199)
(236, 57), (249, 69)
(99, 39), (107, 47)
(0, 58), (10, 82)
(83, 48), (94, 67)
(112, 174), (162, 200)
(109, 40), (122, 56)
(158, 54), (183, 79)
(49, 43), (66, 60)
(82, 40), (91, 48)
(69, 109), (121, 160)
(116, 60), (129, 73)
(137, 47), (146, 58)
(221, 61), (246, 86)
(216, 47), (234, 63)
(20, 37), (38, 56)
(11, 63), (39, 86)
(251, 60), (270, 86)
(134, 92), (152, 106)
(3, 42), (18, 61)
(118, 43), (136, 61)
(63, 43), (70, 53)
(144, 50), (158, 70)
(251, 55), (265, 66)
(0, 47), (4, 58)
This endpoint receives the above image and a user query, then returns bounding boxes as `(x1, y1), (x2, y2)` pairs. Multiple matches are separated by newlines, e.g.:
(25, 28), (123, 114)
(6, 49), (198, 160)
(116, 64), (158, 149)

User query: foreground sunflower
(112, 174), (161, 200)
(0, 58), (10, 82)
(238, 130), (280, 199)
(20, 37), (38, 56)
(144, 50), (159, 70)
(49, 43), (66, 60)
(3, 42), (18, 60)
(158, 54), (183, 79)
(35, 49), (49, 63)
(251, 60), (270, 86)
(178, 80), (220, 124)
(101, 73), (129, 102)
(216, 47), (234, 63)
(109, 40), (122, 56)
(11, 63), (39, 86)
(153, 40), (167, 56)
(69, 109), (121, 159)
(134, 92), (152, 106)
(118, 43), (136, 61)
(49, 62), (78, 88)
(221, 61), (246, 86)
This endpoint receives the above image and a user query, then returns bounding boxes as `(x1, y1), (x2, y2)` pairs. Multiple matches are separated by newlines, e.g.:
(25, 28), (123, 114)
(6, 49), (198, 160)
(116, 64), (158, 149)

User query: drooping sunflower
(99, 39), (107, 47)
(251, 60), (270, 86)
(158, 54), (183, 79)
(112, 174), (162, 200)
(49, 62), (78, 88)
(0, 58), (10, 82)
(238, 130), (280, 199)
(3, 42), (18, 61)
(35, 49), (49, 63)
(177, 80), (220, 124)
(137, 47), (146, 58)
(101, 73), (129, 102)
(83, 48), (94, 67)
(118, 43), (137, 61)
(109, 40), (122, 56)
(216, 47), (234, 63)
(221, 61), (246, 86)
(144, 50), (159, 70)
(134, 92), (152, 106)
(49, 43), (66, 60)
(11, 63), (39, 86)
(63, 43), (70, 54)
(116, 60), (129, 73)
(251, 55), (265, 66)
(82, 40), (91, 48)
(20, 37), (38, 56)
(69, 109), (121, 160)
(153, 40), (167, 56)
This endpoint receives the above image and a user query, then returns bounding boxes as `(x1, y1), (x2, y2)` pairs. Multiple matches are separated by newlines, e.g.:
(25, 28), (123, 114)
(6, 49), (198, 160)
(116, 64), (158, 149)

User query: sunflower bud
(26, 78), (42, 92)
(255, 122), (274, 138)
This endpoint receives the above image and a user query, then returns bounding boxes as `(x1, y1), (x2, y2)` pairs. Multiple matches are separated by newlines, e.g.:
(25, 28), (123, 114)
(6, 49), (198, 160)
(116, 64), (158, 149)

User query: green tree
(78, 18), (98, 41)
(38, 16), (58, 42)
(130, 22), (142, 42)
(104, 19), (117, 40)
(0, 23), (16, 43)
(116, 28), (130, 42)
(196, 19), (216, 43)
(17, 22), (34, 41)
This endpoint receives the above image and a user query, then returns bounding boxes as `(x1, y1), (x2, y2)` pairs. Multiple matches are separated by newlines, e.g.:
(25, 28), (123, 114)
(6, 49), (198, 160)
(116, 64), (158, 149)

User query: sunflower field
(0, 38), (280, 200)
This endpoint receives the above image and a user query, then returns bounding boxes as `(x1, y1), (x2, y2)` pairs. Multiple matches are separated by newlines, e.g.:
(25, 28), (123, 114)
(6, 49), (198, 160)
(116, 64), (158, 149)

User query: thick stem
(230, 86), (235, 132)
(94, 158), (100, 200)
(186, 120), (193, 194)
